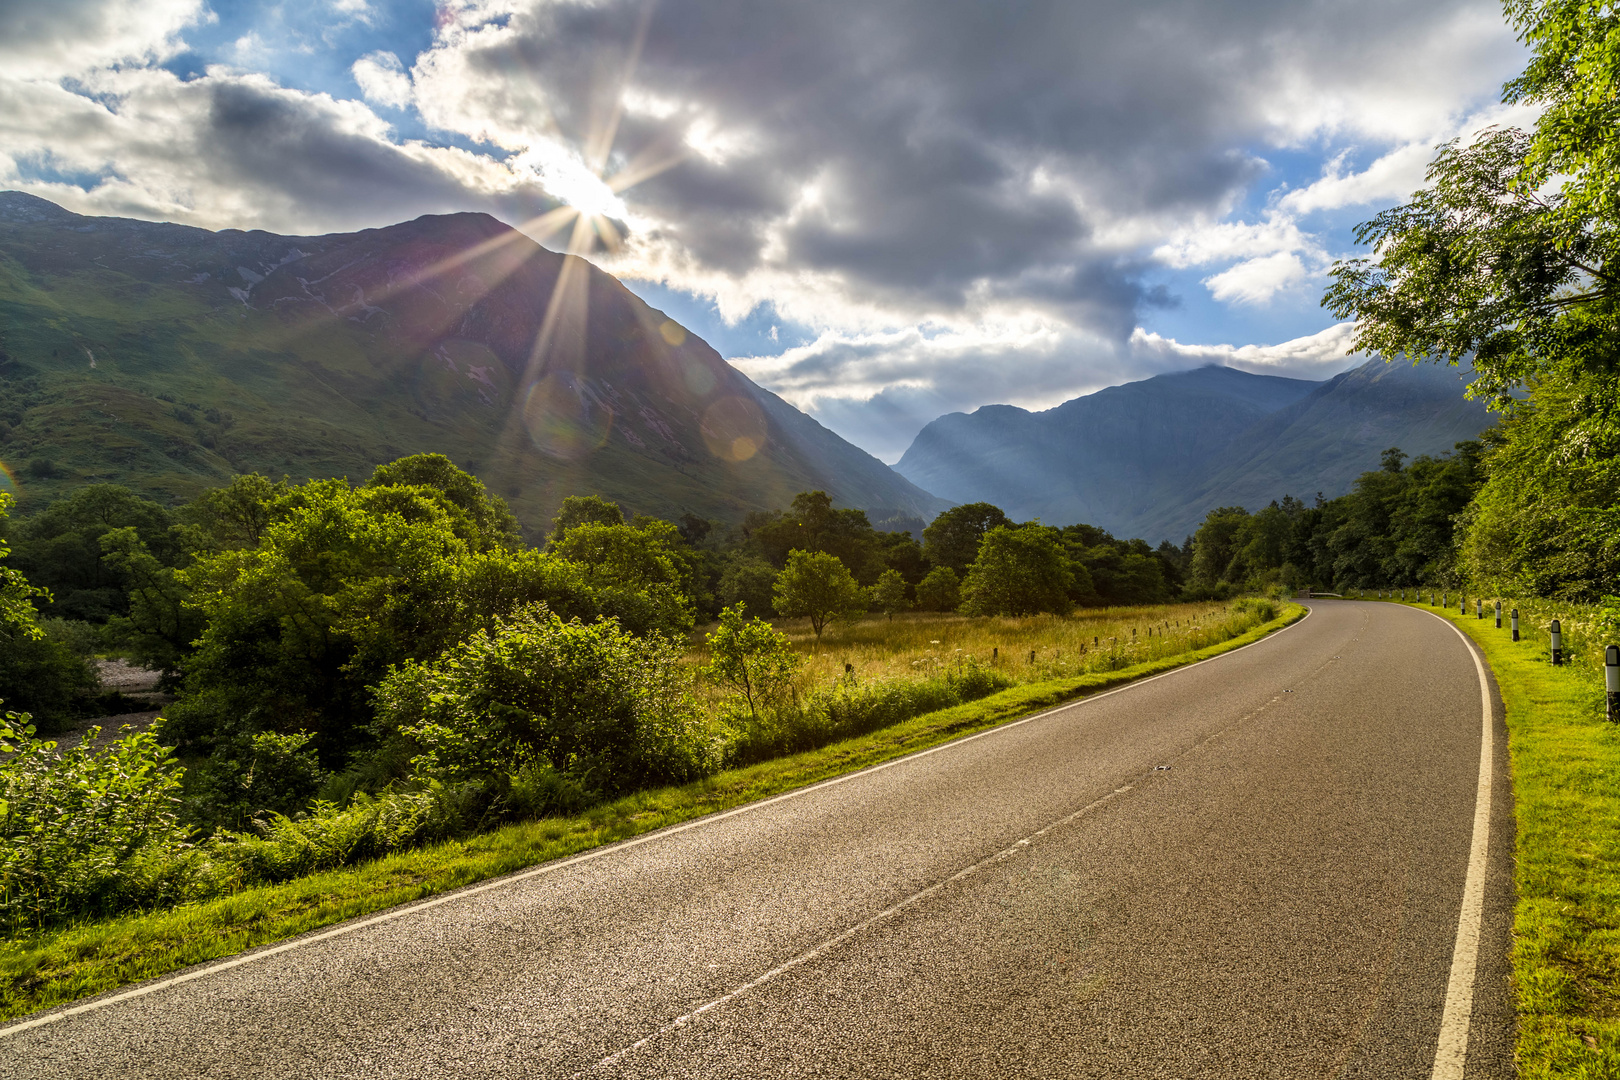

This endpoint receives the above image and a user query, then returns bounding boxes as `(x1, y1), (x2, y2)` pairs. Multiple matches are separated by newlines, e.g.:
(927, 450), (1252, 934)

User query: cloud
(1203, 252), (1310, 305)
(1130, 323), (1362, 380)
(402, 0), (1523, 343)
(352, 50), (414, 110)
(0, 0), (206, 79)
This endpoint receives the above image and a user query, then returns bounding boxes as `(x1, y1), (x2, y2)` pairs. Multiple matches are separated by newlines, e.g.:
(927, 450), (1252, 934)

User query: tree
(772, 549), (866, 640)
(914, 566), (961, 612)
(869, 569), (910, 621)
(753, 491), (884, 581)
(718, 555), (779, 615)
(548, 495), (625, 544)
(376, 605), (716, 795)
(1187, 507), (1251, 594)
(1322, 1), (1620, 597)
(0, 493), (45, 643)
(365, 453), (519, 551)
(960, 524), (1073, 617)
(702, 603), (802, 720)
(921, 503), (1010, 574)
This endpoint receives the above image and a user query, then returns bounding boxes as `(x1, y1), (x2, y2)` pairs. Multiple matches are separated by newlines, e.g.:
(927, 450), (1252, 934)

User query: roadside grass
(1390, 598), (1620, 1077)
(0, 602), (1305, 1024)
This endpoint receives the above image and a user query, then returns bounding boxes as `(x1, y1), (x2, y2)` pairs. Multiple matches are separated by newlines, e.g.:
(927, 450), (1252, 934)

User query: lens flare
(658, 320), (687, 347)
(523, 373), (614, 460)
(700, 396), (767, 462)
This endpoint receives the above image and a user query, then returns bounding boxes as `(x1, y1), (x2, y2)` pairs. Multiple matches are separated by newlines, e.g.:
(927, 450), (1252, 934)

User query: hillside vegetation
(0, 192), (943, 536)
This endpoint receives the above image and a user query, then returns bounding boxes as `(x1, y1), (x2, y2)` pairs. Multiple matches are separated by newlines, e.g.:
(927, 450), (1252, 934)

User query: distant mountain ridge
(0, 191), (946, 534)
(895, 359), (1493, 541)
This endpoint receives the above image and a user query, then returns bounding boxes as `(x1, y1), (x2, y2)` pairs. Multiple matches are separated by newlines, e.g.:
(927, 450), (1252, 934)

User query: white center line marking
(573, 784), (1134, 1076)
(1426, 611), (1495, 1080)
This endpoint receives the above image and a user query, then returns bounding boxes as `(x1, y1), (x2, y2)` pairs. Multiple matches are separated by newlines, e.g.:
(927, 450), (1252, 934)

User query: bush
(375, 604), (720, 796)
(0, 710), (192, 931)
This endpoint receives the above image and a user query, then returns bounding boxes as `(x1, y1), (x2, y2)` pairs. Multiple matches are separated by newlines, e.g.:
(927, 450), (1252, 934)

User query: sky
(0, 0), (1533, 461)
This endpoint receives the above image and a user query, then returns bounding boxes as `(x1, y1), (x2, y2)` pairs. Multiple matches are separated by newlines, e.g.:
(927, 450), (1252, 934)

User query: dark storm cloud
(421, 0), (1512, 337)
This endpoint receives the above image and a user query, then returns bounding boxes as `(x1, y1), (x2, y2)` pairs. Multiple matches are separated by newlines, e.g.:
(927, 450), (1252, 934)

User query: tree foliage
(772, 549), (866, 639)
(921, 502), (1011, 574)
(702, 603), (801, 720)
(375, 605), (716, 795)
(960, 524), (1074, 616)
(1322, 0), (1619, 598)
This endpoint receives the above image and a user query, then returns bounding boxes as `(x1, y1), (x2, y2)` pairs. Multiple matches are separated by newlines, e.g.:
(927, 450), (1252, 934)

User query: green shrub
(375, 604), (721, 796)
(0, 710), (192, 932)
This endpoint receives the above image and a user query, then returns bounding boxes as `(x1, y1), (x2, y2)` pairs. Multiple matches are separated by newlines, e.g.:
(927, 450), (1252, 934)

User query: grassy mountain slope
(0, 192), (946, 536)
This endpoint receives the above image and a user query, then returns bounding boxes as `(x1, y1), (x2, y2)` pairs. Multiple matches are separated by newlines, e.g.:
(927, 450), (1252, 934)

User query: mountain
(895, 359), (1493, 542)
(1127, 358), (1492, 542)
(0, 192), (946, 537)
(896, 366), (1321, 529)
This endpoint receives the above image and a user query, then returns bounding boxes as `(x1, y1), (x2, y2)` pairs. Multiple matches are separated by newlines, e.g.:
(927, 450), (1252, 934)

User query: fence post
(1511, 608), (1520, 642)
(1607, 645), (1619, 722)
(1551, 619), (1563, 666)
(1495, 600), (1502, 629)
(1029, 649), (1036, 664)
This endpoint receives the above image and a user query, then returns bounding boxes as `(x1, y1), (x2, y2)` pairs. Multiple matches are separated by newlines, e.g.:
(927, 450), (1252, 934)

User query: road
(2, 600), (1515, 1078)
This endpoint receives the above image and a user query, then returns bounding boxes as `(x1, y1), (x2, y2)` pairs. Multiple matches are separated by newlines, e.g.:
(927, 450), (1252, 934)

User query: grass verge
(0, 602), (1305, 1024)
(1395, 599), (1620, 1078)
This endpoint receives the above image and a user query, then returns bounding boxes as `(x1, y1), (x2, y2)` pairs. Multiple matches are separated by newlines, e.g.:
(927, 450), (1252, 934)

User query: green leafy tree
(6, 485), (179, 622)
(702, 603), (802, 720)
(0, 494), (94, 732)
(1322, 1), (1619, 597)
(99, 527), (202, 675)
(753, 491), (885, 582)
(772, 549), (866, 640)
(548, 495), (625, 544)
(921, 502), (1011, 574)
(869, 568), (910, 620)
(914, 565), (961, 612)
(0, 493), (45, 643)
(1187, 508), (1251, 595)
(718, 554), (779, 615)
(366, 454), (519, 551)
(960, 524), (1073, 616)
(182, 474), (290, 551)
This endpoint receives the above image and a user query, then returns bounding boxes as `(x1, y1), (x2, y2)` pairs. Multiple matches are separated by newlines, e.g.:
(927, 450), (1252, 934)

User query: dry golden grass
(685, 601), (1257, 707)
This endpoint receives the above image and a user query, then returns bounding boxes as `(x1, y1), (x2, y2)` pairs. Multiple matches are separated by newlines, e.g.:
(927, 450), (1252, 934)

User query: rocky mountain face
(895, 359), (1493, 542)
(0, 192), (946, 534)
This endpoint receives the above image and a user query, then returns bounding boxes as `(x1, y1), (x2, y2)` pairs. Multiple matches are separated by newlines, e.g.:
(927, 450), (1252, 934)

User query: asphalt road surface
(3, 600), (1515, 1078)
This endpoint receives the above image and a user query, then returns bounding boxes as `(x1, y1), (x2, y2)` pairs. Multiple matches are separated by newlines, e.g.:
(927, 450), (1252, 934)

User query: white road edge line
(1423, 609), (1495, 1080)
(0, 606), (1311, 1040)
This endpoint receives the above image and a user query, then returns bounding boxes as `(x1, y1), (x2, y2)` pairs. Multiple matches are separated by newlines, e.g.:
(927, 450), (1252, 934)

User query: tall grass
(688, 600), (1269, 706)
(702, 599), (1277, 765)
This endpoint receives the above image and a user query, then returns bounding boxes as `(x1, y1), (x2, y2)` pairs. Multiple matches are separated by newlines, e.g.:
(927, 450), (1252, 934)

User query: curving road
(2, 600), (1516, 1078)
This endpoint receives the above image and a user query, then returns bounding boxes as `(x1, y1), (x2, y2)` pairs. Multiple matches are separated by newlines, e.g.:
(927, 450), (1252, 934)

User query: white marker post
(1476, 598), (1483, 619)
(1551, 619), (1563, 666)
(1607, 645), (1619, 723)
(1511, 608), (1520, 642)
(1494, 600), (1502, 629)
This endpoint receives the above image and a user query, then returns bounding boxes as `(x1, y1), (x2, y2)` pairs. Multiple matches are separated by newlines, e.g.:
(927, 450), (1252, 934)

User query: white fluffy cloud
(352, 50), (414, 110)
